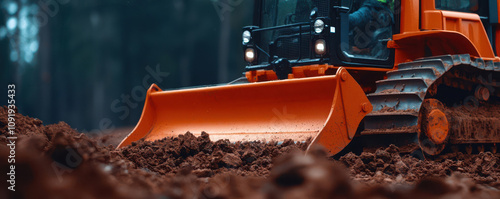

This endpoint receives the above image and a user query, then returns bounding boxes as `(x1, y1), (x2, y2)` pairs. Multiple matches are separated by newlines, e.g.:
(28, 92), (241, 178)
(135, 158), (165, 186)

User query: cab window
(435, 0), (479, 13)
(342, 0), (394, 60)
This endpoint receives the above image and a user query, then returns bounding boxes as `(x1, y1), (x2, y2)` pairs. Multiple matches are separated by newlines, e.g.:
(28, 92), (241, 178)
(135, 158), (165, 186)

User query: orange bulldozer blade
(117, 67), (372, 156)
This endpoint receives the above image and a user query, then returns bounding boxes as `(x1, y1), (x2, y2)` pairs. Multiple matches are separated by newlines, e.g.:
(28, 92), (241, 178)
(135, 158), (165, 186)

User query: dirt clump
(120, 132), (309, 177)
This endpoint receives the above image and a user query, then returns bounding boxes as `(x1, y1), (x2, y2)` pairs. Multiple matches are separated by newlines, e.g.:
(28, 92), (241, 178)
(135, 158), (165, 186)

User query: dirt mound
(0, 107), (499, 198)
(121, 132), (308, 177)
(340, 145), (500, 188)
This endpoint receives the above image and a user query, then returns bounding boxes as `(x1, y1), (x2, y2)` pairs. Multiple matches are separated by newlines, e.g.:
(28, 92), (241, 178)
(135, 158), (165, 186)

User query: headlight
(314, 19), (325, 34)
(245, 48), (255, 62)
(314, 39), (326, 55)
(242, 30), (251, 44)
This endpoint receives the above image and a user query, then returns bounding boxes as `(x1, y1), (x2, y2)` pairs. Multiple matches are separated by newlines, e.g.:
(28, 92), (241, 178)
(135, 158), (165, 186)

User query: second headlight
(314, 39), (326, 55)
(314, 19), (325, 34)
(245, 48), (255, 63)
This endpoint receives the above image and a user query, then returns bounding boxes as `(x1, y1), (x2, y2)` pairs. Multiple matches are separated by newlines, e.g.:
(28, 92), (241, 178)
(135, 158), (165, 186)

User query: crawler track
(359, 54), (500, 154)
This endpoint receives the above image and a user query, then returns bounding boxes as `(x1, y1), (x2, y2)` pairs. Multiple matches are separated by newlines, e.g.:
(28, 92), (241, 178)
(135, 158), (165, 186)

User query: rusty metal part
(118, 67), (372, 156)
(445, 104), (500, 144)
(418, 99), (449, 155)
(474, 86), (490, 101)
(424, 109), (449, 144)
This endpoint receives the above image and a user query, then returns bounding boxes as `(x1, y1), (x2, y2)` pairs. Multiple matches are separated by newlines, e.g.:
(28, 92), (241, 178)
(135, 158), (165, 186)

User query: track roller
(418, 99), (449, 155)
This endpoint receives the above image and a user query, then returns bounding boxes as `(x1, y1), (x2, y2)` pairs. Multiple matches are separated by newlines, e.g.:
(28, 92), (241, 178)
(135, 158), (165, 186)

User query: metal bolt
(362, 103), (370, 112)
(341, 71), (348, 81)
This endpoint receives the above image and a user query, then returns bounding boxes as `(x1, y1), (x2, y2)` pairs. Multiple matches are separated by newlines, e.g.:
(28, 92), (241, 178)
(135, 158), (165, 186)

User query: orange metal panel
(392, 30), (480, 55)
(400, 0), (420, 33)
(420, 1), (496, 59)
(245, 64), (392, 83)
(497, 26), (500, 55)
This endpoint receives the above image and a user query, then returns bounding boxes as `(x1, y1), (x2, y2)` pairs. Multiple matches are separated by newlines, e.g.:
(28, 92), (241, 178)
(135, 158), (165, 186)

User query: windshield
(435, 0), (479, 13)
(261, 0), (315, 28)
(342, 0), (394, 60)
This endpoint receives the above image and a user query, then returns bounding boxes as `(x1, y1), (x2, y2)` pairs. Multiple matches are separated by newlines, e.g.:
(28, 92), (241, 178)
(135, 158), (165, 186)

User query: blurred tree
(0, 0), (253, 132)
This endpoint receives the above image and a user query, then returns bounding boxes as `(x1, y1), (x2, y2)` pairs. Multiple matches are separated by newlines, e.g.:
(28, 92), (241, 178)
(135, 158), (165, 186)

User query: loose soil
(0, 106), (499, 199)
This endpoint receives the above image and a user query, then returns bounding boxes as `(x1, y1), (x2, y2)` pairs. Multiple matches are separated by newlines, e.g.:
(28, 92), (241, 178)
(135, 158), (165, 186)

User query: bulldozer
(118, 0), (500, 156)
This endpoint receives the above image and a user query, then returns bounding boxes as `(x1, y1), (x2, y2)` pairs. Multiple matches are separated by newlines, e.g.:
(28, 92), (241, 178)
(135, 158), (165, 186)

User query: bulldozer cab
(243, 0), (398, 78)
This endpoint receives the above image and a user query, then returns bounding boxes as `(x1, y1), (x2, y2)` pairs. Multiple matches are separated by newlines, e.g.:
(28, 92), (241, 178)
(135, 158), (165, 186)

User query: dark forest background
(0, 0), (253, 133)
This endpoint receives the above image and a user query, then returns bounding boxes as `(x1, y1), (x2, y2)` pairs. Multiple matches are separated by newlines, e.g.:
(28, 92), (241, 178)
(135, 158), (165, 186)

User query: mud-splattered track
(0, 107), (499, 199)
